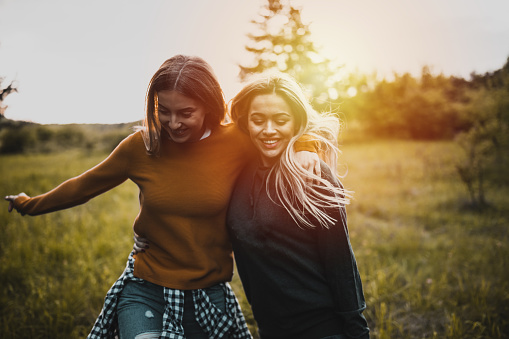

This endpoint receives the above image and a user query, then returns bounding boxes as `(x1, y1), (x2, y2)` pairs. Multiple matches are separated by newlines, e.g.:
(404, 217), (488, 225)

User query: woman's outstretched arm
(4, 133), (134, 216)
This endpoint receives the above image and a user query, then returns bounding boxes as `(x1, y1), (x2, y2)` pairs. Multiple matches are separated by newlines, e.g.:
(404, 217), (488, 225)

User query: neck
(260, 155), (278, 168)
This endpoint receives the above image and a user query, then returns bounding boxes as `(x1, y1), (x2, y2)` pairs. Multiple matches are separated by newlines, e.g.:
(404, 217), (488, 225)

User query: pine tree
(239, 0), (342, 111)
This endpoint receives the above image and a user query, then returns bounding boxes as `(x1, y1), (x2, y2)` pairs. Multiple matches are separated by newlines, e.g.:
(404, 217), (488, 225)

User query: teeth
(262, 140), (278, 145)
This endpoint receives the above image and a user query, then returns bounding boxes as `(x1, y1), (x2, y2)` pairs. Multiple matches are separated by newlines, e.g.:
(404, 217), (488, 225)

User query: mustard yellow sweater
(14, 124), (316, 290)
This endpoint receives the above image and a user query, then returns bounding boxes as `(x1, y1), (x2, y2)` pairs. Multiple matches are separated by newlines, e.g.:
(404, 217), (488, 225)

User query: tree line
(239, 0), (509, 141)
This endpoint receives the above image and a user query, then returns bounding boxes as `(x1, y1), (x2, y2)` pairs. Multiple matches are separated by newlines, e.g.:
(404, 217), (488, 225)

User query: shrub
(0, 127), (34, 154)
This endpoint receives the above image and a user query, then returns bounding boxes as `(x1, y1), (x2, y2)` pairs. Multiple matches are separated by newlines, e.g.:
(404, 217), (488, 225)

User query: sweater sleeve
(316, 164), (370, 339)
(13, 133), (133, 216)
(294, 133), (318, 153)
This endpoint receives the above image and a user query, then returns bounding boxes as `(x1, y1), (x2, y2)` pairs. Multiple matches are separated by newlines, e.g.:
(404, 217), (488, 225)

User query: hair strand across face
(231, 72), (352, 229)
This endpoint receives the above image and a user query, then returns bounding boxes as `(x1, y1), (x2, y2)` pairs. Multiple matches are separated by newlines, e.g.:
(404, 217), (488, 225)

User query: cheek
(247, 124), (259, 143)
(247, 121), (256, 137)
(195, 112), (207, 128)
(248, 129), (256, 143)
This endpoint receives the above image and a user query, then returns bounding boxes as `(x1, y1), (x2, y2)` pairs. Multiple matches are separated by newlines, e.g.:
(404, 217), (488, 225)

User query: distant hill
(0, 117), (142, 154)
(0, 115), (140, 131)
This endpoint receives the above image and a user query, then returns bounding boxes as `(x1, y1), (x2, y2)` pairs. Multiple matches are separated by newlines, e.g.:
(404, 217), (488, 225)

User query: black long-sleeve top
(227, 159), (369, 339)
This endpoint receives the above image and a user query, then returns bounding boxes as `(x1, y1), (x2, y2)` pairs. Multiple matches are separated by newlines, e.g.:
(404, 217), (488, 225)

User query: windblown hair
(139, 55), (226, 154)
(230, 72), (351, 229)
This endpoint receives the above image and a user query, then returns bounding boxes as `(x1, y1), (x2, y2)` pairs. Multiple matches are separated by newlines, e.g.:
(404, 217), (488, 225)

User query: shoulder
(108, 131), (147, 159)
(118, 130), (145, 148)
(212, 123), (251, 149)
(217, 123), (247, 139)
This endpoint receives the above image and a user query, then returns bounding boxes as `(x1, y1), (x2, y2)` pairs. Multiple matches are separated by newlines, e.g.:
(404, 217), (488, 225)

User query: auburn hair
(139, 55), (226, 154)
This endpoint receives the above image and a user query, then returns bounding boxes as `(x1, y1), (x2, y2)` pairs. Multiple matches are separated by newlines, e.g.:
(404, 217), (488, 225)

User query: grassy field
(0, 140), (508, 338)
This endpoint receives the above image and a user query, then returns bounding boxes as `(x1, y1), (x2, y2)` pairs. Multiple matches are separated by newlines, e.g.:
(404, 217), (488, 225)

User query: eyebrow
(250, 112), (291, 117)
(158, 104), (196, 112)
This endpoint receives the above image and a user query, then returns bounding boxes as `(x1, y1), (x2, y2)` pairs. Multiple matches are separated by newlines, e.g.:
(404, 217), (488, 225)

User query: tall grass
(0, 150), (139, 338)
(0, 141), (507, 338)
(341, 140), (509, 338)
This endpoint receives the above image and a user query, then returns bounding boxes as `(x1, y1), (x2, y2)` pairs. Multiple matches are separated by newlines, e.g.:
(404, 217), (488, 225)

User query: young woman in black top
(227, 73), (370, 339)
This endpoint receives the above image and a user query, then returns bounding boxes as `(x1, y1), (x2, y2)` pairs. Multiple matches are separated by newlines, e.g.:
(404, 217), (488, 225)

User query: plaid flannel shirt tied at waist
(88, 251), (252, 339)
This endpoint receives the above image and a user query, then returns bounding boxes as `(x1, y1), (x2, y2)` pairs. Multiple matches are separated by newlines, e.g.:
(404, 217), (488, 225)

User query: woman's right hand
(4, 193), (28, 215)
(133, 232), (149, 254)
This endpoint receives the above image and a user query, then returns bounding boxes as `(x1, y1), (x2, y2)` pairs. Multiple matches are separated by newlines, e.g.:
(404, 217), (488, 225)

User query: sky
(1, 0), (508, 124)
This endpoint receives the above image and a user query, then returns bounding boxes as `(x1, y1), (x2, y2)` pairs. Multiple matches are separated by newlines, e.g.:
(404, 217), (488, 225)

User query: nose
(168, 114), (182, 130)
(263, 121), (276, 135)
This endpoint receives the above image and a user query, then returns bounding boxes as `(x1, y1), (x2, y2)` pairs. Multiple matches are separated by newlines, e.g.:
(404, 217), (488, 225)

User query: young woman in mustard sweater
(4, 55), (319, 339)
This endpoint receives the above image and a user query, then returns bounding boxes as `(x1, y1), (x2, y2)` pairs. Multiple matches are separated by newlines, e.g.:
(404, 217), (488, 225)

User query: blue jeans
(117, 280), (227, 339)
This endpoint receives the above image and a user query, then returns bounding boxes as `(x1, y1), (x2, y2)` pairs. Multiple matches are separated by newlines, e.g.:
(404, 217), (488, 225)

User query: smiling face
(248, 93), (296, 167)
(157, 90), (208, 143)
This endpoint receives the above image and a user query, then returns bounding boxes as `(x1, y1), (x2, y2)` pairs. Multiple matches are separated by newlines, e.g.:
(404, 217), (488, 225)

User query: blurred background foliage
(238, 0), (509, 142)
(239, 0), (509, 210)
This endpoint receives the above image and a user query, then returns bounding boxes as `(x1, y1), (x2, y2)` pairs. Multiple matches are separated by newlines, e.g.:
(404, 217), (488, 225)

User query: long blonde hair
(230, 73), (351, 229)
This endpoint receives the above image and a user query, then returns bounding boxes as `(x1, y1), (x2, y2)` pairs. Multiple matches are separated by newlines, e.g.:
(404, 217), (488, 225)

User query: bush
(0, 127), (34, 154)
(54, 127), (85, 148)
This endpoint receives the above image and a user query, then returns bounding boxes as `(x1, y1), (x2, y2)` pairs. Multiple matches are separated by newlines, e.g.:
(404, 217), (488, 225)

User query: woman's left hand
(4, 193), (28, 215)
(295, 151), (321, 183)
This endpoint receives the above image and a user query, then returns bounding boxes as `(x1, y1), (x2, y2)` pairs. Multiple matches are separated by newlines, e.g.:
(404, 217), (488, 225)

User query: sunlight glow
(347, 87), (358, 97)
(328, 88), (339, 100)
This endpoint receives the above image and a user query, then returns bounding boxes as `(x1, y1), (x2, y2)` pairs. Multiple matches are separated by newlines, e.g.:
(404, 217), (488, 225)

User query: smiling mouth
(261, 139), (279, 148)
(171, 128), (187, 136)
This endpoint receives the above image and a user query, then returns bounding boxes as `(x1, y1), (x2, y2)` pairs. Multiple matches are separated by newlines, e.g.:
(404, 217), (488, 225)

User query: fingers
(5, 193), (28, 202)
(304, 163), (314, 185)
(133, 234), (149, 254)
(133, 237), (147, 253)
(295, 151), (314, 184)
(5, 193), (28, 200)
(304, 158), (320, 185)
(295, 151), (322, 184)
(133, 243), (143, 254)
(5, 194), (25, 214)
(133, 235), (149, 246)
(314, 159), (321, 178)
